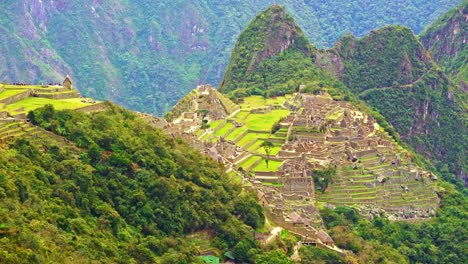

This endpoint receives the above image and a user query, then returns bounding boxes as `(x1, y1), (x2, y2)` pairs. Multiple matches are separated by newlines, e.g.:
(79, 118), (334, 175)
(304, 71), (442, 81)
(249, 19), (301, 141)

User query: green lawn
(236, 134), (257, 147)
(234, 111), (250, 122)
(2, 84), (49, 89)
(238, 155), (261, 170)
(244, 110), (290, 131)
(252, 159), (283, 172)
(236, 132), (270, 147)
(214, 122), (234, 136)
(0, 89), (28, 100)
(209, 120), (224, 130)
(5, 97), (91, 113)
(200, 132), (213, 141)
(239, 95), (289, 109)
(195, 129), (204, 136)
(246, 140), (265, 152)
(254, 144), (282, 155)
(225, 127), (248, 141)
(326, 109), (343, 120)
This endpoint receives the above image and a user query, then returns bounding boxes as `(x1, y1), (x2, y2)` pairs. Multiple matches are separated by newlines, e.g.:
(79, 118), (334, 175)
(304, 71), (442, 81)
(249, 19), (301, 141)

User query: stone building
(63, 75), (73, 89)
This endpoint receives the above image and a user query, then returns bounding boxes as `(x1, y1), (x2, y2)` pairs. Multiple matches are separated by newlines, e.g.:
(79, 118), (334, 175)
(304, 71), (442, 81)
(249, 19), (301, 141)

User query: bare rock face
(256, 6), (312, 63)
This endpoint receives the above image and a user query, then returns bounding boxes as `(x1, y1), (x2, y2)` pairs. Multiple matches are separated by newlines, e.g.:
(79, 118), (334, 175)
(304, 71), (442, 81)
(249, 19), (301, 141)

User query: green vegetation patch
(5, 97), (91, 113)
(225, 127), (248, 141)
(209, 120), (224, 130)
(243, 110), (290, 131)
(239, 95), (289, 109)
(238, 155), (261, 170)
(254, 144), (282, 156)
(0, 89), (28, 100)
(252, 160), (283, 172)
(214, 122), (234, 137)
(234, 110), (250, 121)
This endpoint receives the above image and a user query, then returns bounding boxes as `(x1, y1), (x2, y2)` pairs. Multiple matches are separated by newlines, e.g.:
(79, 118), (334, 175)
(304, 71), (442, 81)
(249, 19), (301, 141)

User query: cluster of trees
(0, 104), (270, 263)
(360, 67), (467, 183)
(420, 1), (468, 85)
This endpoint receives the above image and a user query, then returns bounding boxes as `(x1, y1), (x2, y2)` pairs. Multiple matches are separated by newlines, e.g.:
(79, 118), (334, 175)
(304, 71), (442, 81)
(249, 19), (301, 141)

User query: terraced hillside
(0, 78), (103, 143)
(167, 89), (440, 242)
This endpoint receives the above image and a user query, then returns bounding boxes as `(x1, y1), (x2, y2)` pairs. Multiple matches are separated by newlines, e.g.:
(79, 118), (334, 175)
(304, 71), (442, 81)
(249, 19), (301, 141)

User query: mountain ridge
(219, 5), (315, 95)
(0, 0), (462, 115)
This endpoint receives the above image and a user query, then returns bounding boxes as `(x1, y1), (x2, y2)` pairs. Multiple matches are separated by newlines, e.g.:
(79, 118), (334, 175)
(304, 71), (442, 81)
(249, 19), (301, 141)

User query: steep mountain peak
(328, 25), (433, 92)
(219, 5), (315, 94)
(420, 1), (467, 90)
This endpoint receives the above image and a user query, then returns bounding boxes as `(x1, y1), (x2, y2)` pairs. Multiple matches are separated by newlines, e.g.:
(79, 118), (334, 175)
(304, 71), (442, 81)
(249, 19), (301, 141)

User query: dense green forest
(0, 104), (272, 263)
(0, 0), (461, 115)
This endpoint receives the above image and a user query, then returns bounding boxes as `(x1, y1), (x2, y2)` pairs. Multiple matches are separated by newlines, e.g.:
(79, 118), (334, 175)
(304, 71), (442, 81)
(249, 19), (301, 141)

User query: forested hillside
(0, 104), (266, 263)
(0, 0), (461, 115)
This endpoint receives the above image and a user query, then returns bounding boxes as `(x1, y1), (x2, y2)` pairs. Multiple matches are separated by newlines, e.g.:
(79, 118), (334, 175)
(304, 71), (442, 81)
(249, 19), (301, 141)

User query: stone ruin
(165, 89), (440, 244)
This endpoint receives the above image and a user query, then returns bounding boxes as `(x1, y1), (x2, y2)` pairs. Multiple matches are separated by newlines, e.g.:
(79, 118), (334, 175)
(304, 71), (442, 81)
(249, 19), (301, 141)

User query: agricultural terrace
(201, 95), (291, 173)
(6, 98), (91, 114)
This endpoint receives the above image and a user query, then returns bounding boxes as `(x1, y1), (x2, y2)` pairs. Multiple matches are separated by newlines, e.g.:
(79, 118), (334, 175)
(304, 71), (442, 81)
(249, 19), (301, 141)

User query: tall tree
(260, 141), (274, 168)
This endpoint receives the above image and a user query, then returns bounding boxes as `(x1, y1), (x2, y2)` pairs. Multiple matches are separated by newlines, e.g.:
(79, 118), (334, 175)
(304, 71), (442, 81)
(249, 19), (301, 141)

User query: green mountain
(319, 26), (467, 184)
(219, 5), (314, 95)
(420, 1), (468, 91)
(0, 0), (461, 115)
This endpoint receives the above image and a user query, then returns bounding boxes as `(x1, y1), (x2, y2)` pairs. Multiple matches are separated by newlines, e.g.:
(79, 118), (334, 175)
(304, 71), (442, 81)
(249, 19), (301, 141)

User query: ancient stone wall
(0, 90), (32, 104)
(35, 91), (80, 99)
(75, 102), (107, 113)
